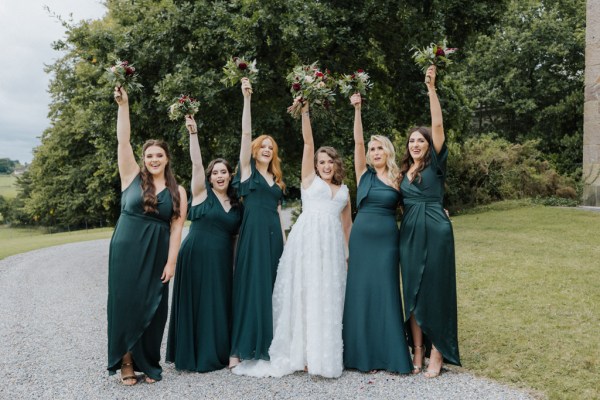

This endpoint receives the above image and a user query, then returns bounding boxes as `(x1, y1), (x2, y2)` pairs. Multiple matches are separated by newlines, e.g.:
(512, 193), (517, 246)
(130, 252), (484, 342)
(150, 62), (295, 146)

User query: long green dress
(399, 143), (461, 366)
(342, 167), (413, 373)
(107, 174), (173, 381)
(230, 159), (284, 361)
(166, 184), (241, 372)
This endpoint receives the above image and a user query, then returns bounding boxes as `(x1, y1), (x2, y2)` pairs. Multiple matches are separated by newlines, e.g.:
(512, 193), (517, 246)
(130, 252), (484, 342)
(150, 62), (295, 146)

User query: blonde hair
(366, 135), (400, 185)
(251, 134), (285, 192)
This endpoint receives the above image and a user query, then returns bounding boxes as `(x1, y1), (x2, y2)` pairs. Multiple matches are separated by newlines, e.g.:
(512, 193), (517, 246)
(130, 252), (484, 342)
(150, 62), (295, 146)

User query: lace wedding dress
(233, 176), (349, 378)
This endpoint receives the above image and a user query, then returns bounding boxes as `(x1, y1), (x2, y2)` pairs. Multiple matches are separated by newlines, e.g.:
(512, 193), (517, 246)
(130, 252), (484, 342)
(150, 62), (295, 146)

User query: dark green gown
(107, 174), (173, 381)
(166, 184), (241, 372)
(342, 167), (413, 373)
(399, 143), (461, 366)
(230, 159), (284, 361)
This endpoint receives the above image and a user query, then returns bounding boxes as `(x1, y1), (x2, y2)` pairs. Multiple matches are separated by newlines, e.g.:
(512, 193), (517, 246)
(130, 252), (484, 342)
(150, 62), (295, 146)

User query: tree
(20, 0), (510, 228)
(457, 0), (585, 175)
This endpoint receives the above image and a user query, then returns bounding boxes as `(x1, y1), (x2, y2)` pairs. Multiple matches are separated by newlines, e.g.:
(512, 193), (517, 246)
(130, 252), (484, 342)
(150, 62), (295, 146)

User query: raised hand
(185, 115), (198, 134)
(350, 92), (362, 110)
(241, 77), (253, 97)
(114, 86), (128, 106)
(425, 65), (437, 89)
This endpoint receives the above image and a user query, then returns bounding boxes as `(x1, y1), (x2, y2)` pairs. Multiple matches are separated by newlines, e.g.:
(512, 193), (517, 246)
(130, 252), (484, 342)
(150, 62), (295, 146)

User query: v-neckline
(212, 190), (232, 214)
(317, 176), (342, 200)
(258, 171), (276, 188)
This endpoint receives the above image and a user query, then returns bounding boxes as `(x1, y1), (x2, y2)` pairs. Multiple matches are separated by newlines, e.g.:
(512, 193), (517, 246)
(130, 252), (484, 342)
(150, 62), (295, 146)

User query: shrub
(445, 135), (577, 212)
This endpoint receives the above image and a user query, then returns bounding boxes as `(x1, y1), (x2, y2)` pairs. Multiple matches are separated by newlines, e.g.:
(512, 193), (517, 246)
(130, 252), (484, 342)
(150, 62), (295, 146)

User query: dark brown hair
(140, 139), (181, 219)
(314, 146), (345, 185)
(399, 127), (433, 183)
(206, 158), (240, 208)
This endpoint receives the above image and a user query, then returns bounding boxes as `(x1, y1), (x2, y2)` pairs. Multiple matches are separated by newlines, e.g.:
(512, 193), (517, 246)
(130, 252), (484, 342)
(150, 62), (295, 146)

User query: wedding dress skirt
(233, 176), (349, 378)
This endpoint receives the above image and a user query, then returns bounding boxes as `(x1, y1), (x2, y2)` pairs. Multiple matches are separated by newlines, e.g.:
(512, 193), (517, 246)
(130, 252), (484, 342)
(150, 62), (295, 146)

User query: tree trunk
(583, 0), (600, 206)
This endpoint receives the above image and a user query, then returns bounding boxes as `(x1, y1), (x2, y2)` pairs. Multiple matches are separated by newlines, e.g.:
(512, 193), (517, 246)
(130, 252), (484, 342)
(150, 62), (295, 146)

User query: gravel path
(0, 239), (536, 400)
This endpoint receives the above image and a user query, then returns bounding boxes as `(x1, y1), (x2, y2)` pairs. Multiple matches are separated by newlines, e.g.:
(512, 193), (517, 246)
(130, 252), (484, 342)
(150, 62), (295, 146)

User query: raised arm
(350, 93), (367, 183)
(300, 102), (316, 188)
(161, 186), (188, 283)
(114, 87), (140, 189)
(186, 115), (207, 206)
(426, 66), (445, 153)
(239, 77), (253, 182)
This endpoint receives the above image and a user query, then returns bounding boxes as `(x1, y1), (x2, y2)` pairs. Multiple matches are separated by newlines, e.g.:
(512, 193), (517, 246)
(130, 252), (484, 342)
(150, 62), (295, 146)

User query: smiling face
(143, 145), (168, 177)
(209, 162), (231, 193)
(408, 131), (430, 162)
(316, 152), (336, 183)
(255, 138), (274, 165)
(368, 140), (387, 169)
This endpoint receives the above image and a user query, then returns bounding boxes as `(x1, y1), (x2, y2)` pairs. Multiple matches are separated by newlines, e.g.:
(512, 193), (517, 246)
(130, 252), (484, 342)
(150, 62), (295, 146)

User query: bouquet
(411, 40), (458, 83)
(221, 57), (258, 93)
(105, 60), (143, 93)
(337, 69), (373, 98)
(286, 62), (335, 119)
(168, 95), (200, 121)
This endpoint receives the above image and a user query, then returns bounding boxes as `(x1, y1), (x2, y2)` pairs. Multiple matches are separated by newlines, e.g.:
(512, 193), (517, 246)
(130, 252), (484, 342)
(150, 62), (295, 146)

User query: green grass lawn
(0, 225), (114, 260)
(0, 175), (18, 199)
(454, 203), (600, 399)
(0, 203), (597, 398)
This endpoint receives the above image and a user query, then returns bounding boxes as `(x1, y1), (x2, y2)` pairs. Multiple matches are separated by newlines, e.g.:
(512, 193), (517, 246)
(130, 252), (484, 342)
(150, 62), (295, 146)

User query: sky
(0, 0), (106, 164)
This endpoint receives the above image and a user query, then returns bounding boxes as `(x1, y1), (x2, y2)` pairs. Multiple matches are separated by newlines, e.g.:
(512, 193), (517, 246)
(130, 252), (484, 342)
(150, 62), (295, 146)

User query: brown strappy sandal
(120, 362), (137, 386)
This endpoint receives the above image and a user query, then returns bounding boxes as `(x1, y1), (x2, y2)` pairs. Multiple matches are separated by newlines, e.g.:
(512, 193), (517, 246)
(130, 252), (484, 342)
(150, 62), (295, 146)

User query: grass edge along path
(0, 226), (114, 260)
(454, 204), (599, 400)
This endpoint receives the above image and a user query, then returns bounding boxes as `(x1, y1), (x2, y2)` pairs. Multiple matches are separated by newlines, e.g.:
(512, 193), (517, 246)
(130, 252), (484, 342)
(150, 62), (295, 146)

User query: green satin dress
(342, 167), (413, 373)
(230, 159), (284, 360)
(107, 174), (173, 381)
(166, 184), (241, 372)
(400, 143), (461, 366)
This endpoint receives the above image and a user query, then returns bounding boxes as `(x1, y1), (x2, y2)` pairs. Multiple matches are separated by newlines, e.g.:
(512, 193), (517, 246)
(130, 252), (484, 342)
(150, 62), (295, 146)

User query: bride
(233, 101), (352, 378)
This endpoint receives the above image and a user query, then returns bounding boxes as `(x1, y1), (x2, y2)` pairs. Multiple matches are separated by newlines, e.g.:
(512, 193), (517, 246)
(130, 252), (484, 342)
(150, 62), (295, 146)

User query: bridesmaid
(107, 87), (187, 385)
(166, 115), (242, 372)
(399, 65), (461, 378)
(229, 77), (286, 367)
(342, 93), (412, 374)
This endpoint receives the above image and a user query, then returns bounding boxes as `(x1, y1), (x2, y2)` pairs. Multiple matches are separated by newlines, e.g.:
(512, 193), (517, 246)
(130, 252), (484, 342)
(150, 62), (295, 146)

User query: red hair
(251, 134), (285, 192)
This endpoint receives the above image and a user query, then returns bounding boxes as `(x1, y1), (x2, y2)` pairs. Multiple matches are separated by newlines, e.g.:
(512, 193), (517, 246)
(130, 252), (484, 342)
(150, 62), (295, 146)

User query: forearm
(116, 104), (131, 144)
(189, 133), (205, 197)
(240, 97), (252, 167)
(429, 88), (443, 129)
(301, 112), (315, 181)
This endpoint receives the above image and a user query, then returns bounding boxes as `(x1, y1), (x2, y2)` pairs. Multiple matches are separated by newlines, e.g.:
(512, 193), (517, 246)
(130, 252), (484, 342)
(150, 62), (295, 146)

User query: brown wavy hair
(399, 127), (433, 183)
(314, 146), (345, 185)
(251, 134), (285, 192)
(140, 139), (181, 219)
(206, 158), (240, 208)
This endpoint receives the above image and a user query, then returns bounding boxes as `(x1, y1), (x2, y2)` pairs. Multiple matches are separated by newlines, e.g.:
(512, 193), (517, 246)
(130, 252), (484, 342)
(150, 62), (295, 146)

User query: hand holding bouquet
(411, 40), (457, 83)
(168, 95), (200, 121)
(286, 62), (335, 119)
(105, 60), (143, 94)
(221, 57), (258, 93)
(337, 69), (373, 98)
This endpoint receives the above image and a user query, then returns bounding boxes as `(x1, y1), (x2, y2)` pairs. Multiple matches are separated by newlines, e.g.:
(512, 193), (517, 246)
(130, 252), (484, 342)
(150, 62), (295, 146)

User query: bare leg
(120, 352), (137, 386)
(409, 314), (425, 374)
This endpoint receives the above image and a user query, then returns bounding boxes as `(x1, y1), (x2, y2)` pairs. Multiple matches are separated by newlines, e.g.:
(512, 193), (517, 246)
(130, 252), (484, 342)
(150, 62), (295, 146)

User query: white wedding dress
(233, 176), (349, 378)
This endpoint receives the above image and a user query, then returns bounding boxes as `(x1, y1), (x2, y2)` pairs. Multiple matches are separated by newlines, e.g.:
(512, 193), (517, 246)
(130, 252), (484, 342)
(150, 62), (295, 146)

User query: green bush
(445, 135), (577, 212)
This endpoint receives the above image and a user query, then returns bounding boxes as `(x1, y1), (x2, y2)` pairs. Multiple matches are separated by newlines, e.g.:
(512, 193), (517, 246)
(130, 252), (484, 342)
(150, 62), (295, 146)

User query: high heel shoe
(424, 347), (443, 378)
(411, 345), (425, 374)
